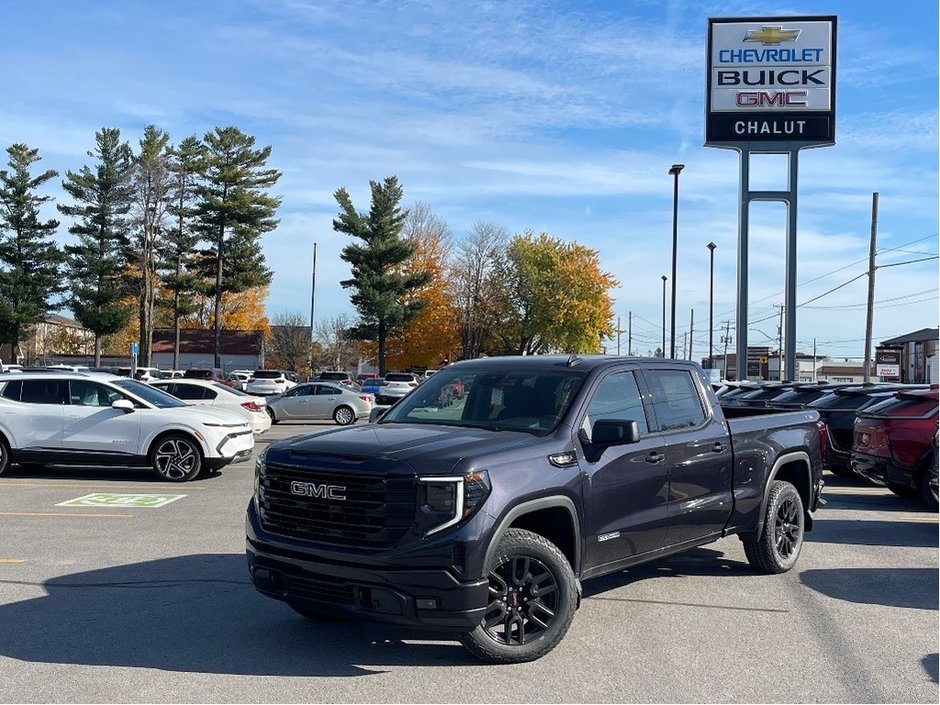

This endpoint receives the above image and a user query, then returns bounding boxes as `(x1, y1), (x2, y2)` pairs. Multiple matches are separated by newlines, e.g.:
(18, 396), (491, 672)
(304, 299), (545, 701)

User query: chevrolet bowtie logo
(743, 26), (801, 45)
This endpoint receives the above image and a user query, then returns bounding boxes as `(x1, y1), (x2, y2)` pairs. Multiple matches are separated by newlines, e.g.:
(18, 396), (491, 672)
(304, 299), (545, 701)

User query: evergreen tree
(0, 144), (64, 361)
(130, 124), (172, 366)
(160, 135), (204, 369)
(58, 128), (134, 366)
(333, 176), (431, 375)
(194, 126), (280, 367)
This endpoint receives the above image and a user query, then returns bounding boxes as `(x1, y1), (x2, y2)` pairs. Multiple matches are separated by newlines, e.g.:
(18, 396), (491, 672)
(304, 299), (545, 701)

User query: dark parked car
(183, 368), (233, 387)
(810, 383), (928, 477)
(851, 387), (939, 509)
(314, 371), (358, 389)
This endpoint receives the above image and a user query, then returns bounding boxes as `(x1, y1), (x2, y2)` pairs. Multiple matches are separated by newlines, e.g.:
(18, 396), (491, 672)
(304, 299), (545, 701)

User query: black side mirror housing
(591, 419), (641, 446)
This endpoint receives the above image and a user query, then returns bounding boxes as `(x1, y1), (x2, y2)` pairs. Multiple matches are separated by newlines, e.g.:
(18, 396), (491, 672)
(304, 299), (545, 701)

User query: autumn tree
(184, 285), (270, 334)
(58, 128), (134, 366)
(385, 203), (459, 370)
(493, 232), (618, 355)
(449, 221), (507, 360)
(130, 124), (173, 366)
(313, 313), (359, 372)
(0, 144), (64, 360)
(194, 126), (280, 367)
(267, 311), (312, 377)
(160, 135), (204, 369)
(333, 176), (430, 375)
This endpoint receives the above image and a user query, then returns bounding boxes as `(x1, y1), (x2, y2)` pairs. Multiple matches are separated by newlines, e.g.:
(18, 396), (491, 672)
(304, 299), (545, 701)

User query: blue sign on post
(131, 342), (139, 356)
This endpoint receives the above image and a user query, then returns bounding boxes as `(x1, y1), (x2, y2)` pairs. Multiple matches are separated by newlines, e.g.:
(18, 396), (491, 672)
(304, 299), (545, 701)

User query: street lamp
(668, 163), (684, 358)
(661, 275), (667, 357)
(706, 241), (717, 370)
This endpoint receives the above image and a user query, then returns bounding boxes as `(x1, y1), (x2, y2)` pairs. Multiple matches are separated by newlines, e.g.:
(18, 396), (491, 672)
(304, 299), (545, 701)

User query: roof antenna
(566, 353), (581, 367)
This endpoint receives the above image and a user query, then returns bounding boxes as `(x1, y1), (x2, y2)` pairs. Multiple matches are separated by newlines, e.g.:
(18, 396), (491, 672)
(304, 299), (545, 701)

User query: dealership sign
(706, 16), (837, 145)
(875, 347), (901, 380)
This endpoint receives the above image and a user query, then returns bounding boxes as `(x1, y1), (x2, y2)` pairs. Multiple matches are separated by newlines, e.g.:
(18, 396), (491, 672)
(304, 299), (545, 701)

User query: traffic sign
(131, 342), (139, 356)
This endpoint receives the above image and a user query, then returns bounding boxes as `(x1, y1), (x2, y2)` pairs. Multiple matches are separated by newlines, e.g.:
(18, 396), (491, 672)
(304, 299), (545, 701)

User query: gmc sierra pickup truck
(247, 356), (824, 663)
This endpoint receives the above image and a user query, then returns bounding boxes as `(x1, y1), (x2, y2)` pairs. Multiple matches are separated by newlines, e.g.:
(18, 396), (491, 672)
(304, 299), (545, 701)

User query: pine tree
(194, 126), (280, 367)
(160, 135), (204, 369)
(0, 144), (64, 361)
(333, 176), (431, 375)
(58, 128), (134, 366)
(130, 124), (172, 366)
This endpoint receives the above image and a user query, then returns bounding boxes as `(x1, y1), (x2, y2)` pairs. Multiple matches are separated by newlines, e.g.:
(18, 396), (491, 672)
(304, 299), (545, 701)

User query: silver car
(266, 383), (373, 425)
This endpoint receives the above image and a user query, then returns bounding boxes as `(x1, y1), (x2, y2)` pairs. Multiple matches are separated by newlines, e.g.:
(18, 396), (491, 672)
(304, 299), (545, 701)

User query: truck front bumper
(246, 505), (489, 631)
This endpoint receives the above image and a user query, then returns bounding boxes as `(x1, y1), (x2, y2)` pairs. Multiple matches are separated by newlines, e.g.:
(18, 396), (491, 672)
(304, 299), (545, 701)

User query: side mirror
(369, 407), (387, 423)
(112, 399), (135, 413)
(591, 419), (640, 446)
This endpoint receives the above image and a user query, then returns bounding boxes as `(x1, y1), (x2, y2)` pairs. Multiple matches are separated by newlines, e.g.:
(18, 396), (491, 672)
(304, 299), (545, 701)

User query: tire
(886, 481), (918, 499)
(458, 528), (577, 664)
(288, 602), (346, 622)
(742, 480), (805, 574)
(919, 456), (939, 512)
(149, 434), (202, 482)
(267, 407), (279, 424)
(333, 405), (355, 426)
(0, 437), (9, 476)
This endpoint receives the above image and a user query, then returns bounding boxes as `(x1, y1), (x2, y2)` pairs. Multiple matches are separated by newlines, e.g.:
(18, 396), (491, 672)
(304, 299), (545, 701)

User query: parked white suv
(246, 370), (297, 396)
(375, 372), (420, 406)
(0, 372), (254, 482)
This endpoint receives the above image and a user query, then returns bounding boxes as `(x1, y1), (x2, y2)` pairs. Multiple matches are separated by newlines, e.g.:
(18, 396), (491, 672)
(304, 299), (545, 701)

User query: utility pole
(813, 337), (817, 382)
(683, 332), (688, 361)
(628, 311), (632, 356)
(775, 304), (784, 380)
(688, 309), (694, 362)
(863, 192), (879, 383)
(308, 242), (318, 375)
(617, 315), (621, 355)
(721, 320), (732, 380)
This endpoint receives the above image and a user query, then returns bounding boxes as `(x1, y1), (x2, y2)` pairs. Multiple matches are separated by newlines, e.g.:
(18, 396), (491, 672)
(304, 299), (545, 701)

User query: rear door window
(1, 380), (22, 401)
(643, 370), (707, 431)
(20, 379), (66, 404)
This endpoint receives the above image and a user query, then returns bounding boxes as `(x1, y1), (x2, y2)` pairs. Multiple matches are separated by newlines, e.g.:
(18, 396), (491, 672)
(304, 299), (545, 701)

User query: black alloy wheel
(458, 529), (577, 664)
(920, 456), (939, 511)
(774, 493), (801, 561)
(742, 480), (805, 574)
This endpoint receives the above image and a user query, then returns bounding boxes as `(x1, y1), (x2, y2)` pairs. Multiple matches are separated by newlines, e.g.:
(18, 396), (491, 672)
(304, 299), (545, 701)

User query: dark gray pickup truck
(247, 356), (824, 663)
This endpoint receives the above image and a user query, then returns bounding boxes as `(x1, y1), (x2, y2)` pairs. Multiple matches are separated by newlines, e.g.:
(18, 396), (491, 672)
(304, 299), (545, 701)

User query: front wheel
(0, 437), (9, 476)
(742, 480), (805, 574)
(458, 528), (577, 664)
(919, 456), (938, 511)
(333, 405), (355, 426)
(149, 434), (202, 482)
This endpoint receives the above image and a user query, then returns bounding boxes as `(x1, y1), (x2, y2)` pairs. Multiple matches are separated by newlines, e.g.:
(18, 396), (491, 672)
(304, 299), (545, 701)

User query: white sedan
(267, 383), (373, 425)
(0, 372), (253, 482)
(151, 379), (272, 435)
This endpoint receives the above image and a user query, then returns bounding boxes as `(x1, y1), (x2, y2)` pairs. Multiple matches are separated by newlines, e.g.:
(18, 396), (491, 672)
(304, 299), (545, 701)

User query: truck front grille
(259, 461), (416, 548)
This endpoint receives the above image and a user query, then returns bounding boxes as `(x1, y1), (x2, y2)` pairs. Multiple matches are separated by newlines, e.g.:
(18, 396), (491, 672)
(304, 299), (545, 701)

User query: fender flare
(755, 451), (812, 536)
(142, 425), (211, 460)
(483, 495), (582, 575)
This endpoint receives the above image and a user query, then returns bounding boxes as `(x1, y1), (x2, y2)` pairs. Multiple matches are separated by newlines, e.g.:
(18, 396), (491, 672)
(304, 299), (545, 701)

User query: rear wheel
(458, 528), (577, 664)
(742, 480), (804, 574)
(267, 407), (279, 424)
(149, 434), (202, 482)
(0, 437), (9, 476)
(333, 405), (355, 426)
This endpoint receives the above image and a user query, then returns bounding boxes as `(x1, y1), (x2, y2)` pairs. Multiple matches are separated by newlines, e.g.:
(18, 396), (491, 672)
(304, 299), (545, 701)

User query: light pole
(661, 275), (667, 357)
(668, 163), (684, 358)
(707, 241), (717, 370)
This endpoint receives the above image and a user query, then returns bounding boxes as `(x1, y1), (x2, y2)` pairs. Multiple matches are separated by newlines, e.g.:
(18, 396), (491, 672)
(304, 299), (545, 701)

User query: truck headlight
(418, 470), (491, 536)
(253, 448), (268, 512)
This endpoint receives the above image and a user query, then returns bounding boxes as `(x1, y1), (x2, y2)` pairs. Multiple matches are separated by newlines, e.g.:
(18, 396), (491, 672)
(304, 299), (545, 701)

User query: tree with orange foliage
(384, 203), (460, 370)
(183, 285), (270, 335)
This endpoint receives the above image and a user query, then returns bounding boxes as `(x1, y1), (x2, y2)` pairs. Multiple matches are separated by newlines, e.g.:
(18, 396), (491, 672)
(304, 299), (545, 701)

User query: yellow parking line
(0, 559), (25, 564)
(0, 512), (132, 519)
(0, 482), (206, 490)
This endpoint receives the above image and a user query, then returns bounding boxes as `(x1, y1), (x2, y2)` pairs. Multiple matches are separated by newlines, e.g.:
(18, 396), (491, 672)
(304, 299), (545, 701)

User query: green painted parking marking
(56, 493), (186, 509)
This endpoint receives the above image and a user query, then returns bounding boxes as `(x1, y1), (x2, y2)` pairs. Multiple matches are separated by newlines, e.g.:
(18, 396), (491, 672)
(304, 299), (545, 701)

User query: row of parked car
(716, 380), (939, 510)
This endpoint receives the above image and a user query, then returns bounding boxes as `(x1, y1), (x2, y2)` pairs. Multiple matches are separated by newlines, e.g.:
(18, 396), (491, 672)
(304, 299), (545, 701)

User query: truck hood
(271, 422), (545, 474)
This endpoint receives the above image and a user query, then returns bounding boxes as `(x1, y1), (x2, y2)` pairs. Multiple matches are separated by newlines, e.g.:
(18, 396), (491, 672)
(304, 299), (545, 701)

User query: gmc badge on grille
(290, 481), (347, 501)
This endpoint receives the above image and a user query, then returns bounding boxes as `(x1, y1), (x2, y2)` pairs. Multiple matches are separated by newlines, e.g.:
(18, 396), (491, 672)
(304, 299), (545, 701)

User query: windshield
(380, 366), (588, 436)
(113, 379), (188, 408)
(253, 370), (282, 379)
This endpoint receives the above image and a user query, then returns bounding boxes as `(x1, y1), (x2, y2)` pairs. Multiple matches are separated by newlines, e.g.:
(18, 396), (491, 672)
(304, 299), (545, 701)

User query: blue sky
(1, 0), (937, 361)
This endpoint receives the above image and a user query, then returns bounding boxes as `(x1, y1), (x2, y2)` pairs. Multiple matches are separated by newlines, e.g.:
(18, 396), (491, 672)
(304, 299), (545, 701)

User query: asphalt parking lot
(0, 421), (936, 703)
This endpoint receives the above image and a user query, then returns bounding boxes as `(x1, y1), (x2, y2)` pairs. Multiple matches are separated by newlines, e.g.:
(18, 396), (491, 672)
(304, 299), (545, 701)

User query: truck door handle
(646, 452), (666, 464)
(712, 442), (727, 453)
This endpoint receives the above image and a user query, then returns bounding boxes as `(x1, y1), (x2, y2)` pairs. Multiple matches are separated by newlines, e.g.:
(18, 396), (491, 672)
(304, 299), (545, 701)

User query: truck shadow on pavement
(799, 567), (938, 611)
(806, 518), (939, 548)
(0, 554), (477, 676)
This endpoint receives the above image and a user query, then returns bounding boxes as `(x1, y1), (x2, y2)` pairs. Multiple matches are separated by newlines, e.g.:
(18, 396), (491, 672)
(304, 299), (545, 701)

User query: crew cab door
(640, 368), (733, 546)
(578, 369), (669, 572)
